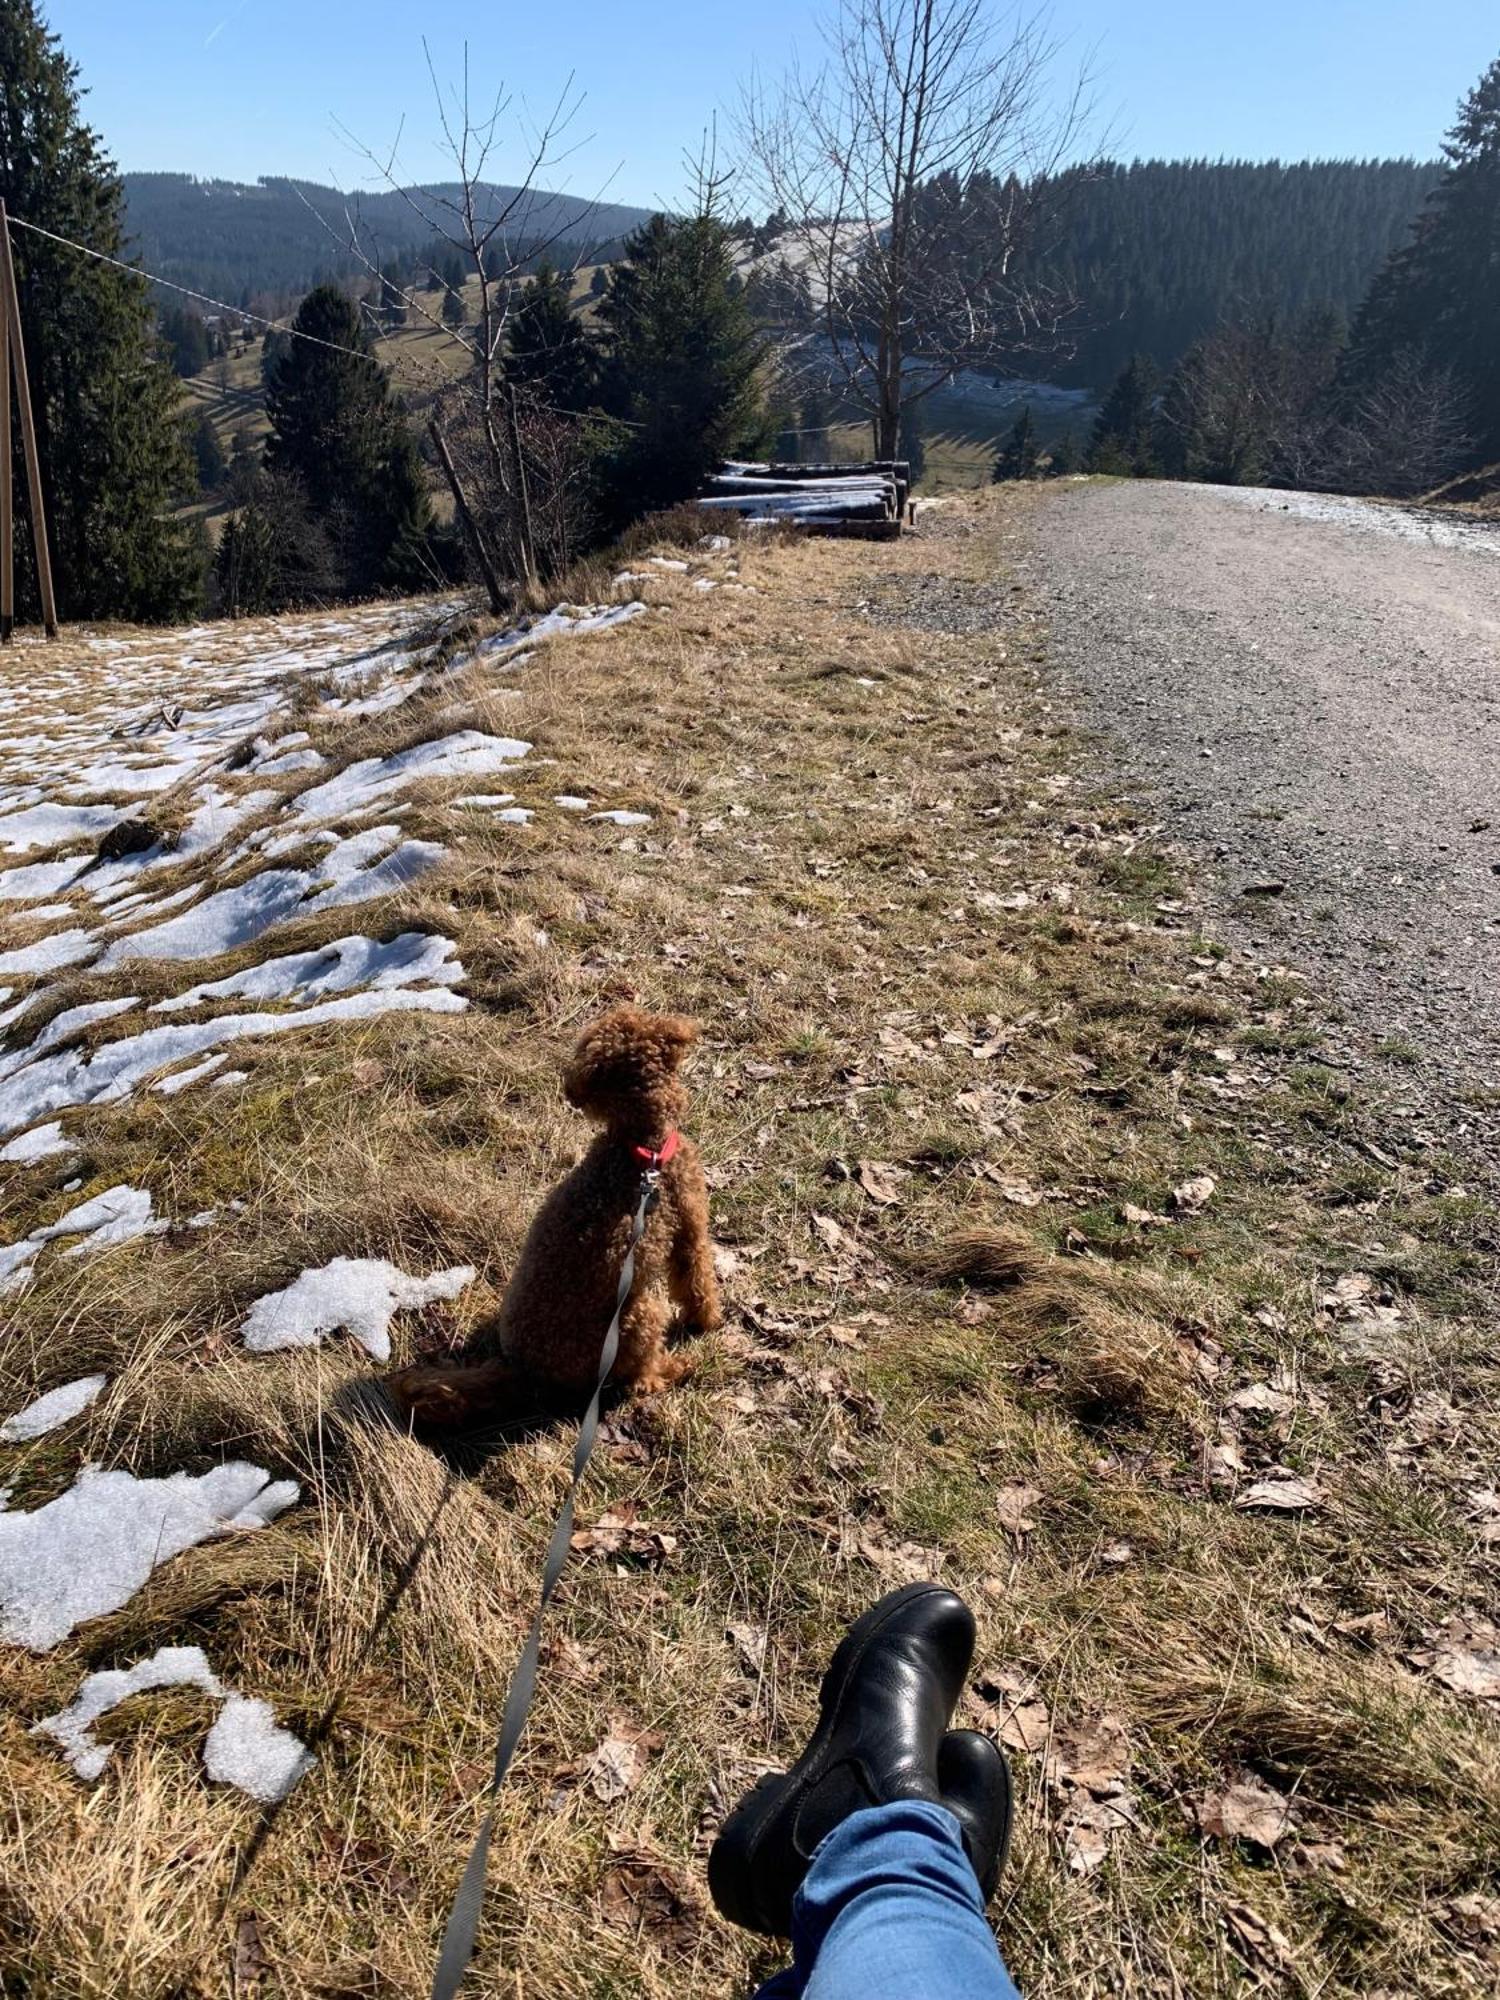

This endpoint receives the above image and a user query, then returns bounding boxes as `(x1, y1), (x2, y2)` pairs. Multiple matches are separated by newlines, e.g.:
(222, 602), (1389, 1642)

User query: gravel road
(1027, 479), (1500, 1153)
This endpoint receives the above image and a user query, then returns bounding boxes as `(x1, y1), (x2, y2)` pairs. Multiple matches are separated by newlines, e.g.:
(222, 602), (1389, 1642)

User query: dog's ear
(649, 1013), (699, 1069)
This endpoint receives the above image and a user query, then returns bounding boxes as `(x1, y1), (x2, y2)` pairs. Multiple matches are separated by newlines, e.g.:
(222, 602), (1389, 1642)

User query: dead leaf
(1045, 1713), (1130, 1795)
(726, 1623), (768, 1676)
(1059, 1792), (1142, 1876)
(1120, 1201), (1171, 1227)
(1235, 1473), (1324, 1513)
(972, 1670), (1050, 1753)
(1287, 1839), (1346, 1878)
(571, 1505), (678, 1564)
(1226, 1381), (1294, 1415)
(1197, 1778), (1296, 1850)
(995, 1482), (1043, 1535)
(1223, 1900), (1294, 1973)
(599, 1846), (704, 1956)
(584, 1718), (664, 1802)
(349, 1058), (385, 1093)
(1170, 1174), (1217, 1214)
(233, 1912), (268, 1995)
(856, 1159), (906, 1206)
(1428, 1641), (1500, 1701)
(811, 1212), (859, 1256)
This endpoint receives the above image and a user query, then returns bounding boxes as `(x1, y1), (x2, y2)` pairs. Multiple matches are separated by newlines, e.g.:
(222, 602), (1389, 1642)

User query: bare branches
(742, 0), (1096, 456)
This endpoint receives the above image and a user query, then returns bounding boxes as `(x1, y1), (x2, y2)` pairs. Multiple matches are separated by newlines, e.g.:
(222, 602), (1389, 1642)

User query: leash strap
(429, 1171), (661, 2000)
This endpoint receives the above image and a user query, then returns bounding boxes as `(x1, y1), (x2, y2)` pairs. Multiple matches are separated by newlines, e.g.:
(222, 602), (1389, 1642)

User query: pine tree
(0, 0), (203, 620)
(192, 412), (226, 490)
(992, 406), (1039, 481)
(1048, 428), (1082, 475)
(1087, 357), (1160, 474)
(263, 283), (433, 592)
(441, 284), (466, 330)
(1343, 54), (1500, 460)
(506, 261), (596, 414)
(597, 212), (766, 518)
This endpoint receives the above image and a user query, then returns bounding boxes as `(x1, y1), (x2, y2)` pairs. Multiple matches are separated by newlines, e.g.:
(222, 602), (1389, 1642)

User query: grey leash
(429, 1169), (661, 2000)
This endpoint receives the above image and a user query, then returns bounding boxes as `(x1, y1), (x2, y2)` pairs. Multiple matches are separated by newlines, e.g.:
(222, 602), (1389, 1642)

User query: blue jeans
(752, 1801), (1021, 2000)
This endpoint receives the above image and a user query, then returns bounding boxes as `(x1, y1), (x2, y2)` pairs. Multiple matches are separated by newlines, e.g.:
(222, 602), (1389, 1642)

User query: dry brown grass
(2, 496), (1498, 1997)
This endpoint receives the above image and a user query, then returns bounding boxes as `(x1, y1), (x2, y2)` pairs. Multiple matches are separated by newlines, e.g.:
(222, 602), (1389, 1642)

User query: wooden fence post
(0, 199), (58, 638)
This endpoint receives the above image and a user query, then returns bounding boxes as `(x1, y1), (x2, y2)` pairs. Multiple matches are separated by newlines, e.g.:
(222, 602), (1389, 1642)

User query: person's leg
(753, 1801), (1020, 2000)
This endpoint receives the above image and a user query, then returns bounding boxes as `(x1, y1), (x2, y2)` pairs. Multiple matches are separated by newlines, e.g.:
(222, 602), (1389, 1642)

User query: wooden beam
(0, 200), (57, 637)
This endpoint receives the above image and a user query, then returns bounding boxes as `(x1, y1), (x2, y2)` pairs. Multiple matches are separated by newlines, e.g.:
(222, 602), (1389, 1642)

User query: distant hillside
(1033, 158), (1440, 389)
(122, 173), (655, 307)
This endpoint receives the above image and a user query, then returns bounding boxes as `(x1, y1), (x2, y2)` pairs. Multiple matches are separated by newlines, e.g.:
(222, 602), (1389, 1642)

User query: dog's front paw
(386, 1367), (465, 1426)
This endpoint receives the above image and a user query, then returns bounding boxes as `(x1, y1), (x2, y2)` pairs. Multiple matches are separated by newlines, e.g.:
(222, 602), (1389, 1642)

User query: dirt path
(1029, 479), (1500, 1159)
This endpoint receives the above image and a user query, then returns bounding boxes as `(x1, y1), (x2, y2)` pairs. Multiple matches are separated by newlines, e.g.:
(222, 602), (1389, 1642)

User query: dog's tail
(386, 1357), (523, 1431)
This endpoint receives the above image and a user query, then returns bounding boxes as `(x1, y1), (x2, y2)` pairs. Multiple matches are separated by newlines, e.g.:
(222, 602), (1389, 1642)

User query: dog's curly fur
(387, 1005), (721, 1427)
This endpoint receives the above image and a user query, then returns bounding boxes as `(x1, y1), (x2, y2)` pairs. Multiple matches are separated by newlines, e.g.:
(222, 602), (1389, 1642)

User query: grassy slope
(2, 496), (1497, 1996)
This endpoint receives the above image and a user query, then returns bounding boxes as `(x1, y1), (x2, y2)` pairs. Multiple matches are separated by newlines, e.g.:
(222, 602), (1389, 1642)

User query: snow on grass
(240, 1256), (476, 1361)
(0, 1120), (76, 1164)
(472, 600), (648, 667)
(153, 932), (464, 1013)
(98, 827), (445, 969)
(33, 1644), (316, 1799)
(453, 793), (515, 809)
(1, 1373), (107, 1443)
(203, 1695), (317, 1802)
(554, 795), (590, 812)
(0, 855), (92, 902)
(33, 1645), (223, 1780)
(152, 1052), (229, 1095)
(0, 998), (141, 1084)
(211, 1070), (248, 1089)
(0, 928), (101, 979)
(0, 1182), (166, 1292)
(290, 730), (531, 822)
(0, 1461), (299, 1650)
(0, 803), (124, 855)
(588, 810), (652, 827)
(0, 986), (466, 1137)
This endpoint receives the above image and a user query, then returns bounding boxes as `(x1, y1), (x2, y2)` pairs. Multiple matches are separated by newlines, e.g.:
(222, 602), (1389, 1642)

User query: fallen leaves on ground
(1197, 1777), (1296, 1850)
(970, 1669), (1050, 1753)
(1044, 1712), (1140, 1875)
(570, 1502), (678, 1564)
(1171, 1174), (1217, 1214)
(995, 1482), (1043, 1536)
(855, 1159), (907, 1205)
(726, 1623), (768, 1676)
(1410, 1615), (1500, 1703)
(1234, 1471), (1324, 1514)
(1223, 1899), (1295, 1974)
(599, 1844), (704, 1956)
(582, 1717), (665, 1803)
(1121, 1201), (1172, 1227)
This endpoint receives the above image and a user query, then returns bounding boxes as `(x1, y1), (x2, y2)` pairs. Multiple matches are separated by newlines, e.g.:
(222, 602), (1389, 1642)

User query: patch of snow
(588, 810), (652, 827)
(241, 1256), (477, 1362)
(33, 1644), (316, 1801)
(98, 827), (445, 968)
(47, 1184), (164, 1257)
(0, 927), (100, 978)
(0, 1120), (76, 1164)
(0, 998), (141, 1083)
(210, 1069), (249, 1089)
(291, 730), (531, 822)
(256, 747), (326, 776)
(203, 1695), (317, 1802)
(0, 1461), (299, 1650)
(0, 803), (124, 855)
(452, 793), (515, 808)
(23, 902), (77, 922)
(553, 795), (590, 812)
(0, 986), (467, 1136)
(33, 1644), (222, 1780)
(154, 932), (464, 1013)
(1, 1373), (107, 1444)
(647, 557), (690, 572)
(153, 1052), (229, 1095)
(0, 855), (92, 902)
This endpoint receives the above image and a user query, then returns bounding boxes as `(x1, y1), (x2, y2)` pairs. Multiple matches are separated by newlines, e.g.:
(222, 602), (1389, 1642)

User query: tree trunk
(429, 418), (506, 615)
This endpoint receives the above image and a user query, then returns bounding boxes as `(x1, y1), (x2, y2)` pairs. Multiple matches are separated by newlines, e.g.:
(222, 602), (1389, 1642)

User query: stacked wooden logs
(698, 460), (910, 537)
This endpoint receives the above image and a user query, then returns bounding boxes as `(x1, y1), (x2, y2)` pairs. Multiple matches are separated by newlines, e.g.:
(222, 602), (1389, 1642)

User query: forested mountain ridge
(1033, 158), (1439, 387)
(121, 173), (655, 308)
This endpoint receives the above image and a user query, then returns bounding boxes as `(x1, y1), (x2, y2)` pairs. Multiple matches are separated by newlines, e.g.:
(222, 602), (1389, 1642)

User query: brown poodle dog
(388, 1005), (721, 1427)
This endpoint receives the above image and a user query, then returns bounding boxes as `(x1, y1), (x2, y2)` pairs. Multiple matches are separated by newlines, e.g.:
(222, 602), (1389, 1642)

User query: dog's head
(563, 1004), (698, 1134)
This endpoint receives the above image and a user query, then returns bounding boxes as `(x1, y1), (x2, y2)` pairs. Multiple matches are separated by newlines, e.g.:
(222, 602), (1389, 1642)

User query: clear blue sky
(46, 1), (1499, 210)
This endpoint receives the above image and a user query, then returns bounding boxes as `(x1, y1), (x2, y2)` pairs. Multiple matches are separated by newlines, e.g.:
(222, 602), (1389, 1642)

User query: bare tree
(1318, 352), (1472, 500)
(743, 0), (1093, 458)
(320, 46), (612, 601)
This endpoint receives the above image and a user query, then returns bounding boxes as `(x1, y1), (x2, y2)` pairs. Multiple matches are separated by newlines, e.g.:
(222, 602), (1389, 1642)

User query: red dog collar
(632, 1130), (681, 1169)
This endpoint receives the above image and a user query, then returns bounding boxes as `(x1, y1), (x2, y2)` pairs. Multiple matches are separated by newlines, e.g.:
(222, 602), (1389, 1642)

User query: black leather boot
(708, 1582), (1011, 1936)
